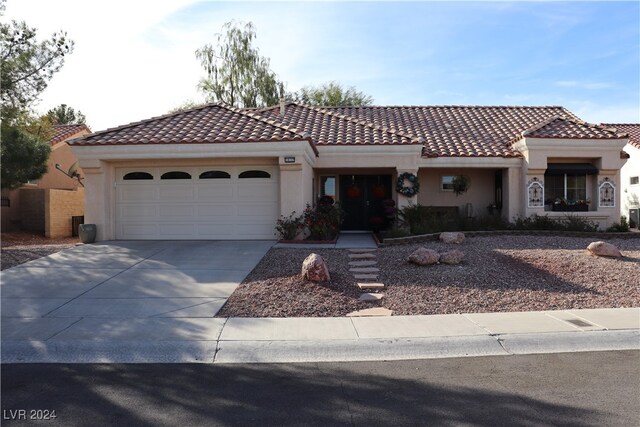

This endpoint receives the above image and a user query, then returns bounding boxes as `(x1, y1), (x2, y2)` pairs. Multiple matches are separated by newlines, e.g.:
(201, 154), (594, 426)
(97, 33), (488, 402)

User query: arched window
(123, 172), (153, 180)
(161, 171), (191, 180)
(199, 170), (231, 179)
(239, 170), (271, 179)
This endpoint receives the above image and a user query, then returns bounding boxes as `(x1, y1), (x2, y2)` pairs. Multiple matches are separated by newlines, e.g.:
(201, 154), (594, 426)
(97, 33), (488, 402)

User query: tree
(195, 21), (284, 108)
(289, 81), (373, 107)
(1, 19), (74, 123)
(168, 99), (205, 114)
(47, 104), (86, 125)
(0, 3), (73, 188)
(1, 123), (51, 189)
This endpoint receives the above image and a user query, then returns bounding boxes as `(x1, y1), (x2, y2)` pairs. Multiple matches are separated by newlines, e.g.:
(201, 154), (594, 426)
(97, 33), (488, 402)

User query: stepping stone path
(346, 248), (392, 317)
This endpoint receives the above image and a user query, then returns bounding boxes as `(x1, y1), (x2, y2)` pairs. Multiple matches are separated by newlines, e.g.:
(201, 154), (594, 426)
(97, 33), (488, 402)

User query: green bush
(559, 215), (599, 232)
(606, 216), (630, 232)
(398, 203), (510, 234)
(303, 197), (344, 240)
(274, 212), (304, 240)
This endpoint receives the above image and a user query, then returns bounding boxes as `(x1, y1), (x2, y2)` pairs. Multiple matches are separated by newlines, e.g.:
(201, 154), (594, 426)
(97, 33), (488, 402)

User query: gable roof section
(522, 117), (626, 140)
(330, 105), (585, 157)
(256, 103), (416, 146)
(68, 104), (317, 154)
(50, 124), (91, 145)
(600, 123), (640, 149)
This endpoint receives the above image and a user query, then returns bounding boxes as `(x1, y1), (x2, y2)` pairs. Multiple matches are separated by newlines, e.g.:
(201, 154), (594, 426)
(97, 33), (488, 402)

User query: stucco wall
(621, 144), (640, 223)
(45, 188), (85, 238)
(417, 168), (496, 217)
(1, 188), (22, 231)
(36, 143), (84, 190)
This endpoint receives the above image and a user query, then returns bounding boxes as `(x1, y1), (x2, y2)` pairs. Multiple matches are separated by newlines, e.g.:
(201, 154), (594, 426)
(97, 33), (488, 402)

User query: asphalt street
(2, 350), (639, 426)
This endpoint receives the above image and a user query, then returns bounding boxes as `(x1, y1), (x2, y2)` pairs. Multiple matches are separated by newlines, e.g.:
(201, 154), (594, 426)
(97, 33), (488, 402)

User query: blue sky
(6, 1), (639, 130)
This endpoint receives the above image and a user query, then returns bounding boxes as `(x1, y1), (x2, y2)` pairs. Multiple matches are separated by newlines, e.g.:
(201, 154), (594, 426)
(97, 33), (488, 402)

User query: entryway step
(357, 282), (385, 290)
(347, 307), (393, 317)
(353, 274), (378, 280)
(348, 253), (376, 259)
(349, 249), (377, 254)
(359, 293), (384, 301)
(348, 260), (377, 267)
(349, 267), (380, 274)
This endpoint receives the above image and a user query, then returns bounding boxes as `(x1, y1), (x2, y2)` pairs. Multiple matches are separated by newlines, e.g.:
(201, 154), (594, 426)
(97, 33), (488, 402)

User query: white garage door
(115, 166), (279, 240)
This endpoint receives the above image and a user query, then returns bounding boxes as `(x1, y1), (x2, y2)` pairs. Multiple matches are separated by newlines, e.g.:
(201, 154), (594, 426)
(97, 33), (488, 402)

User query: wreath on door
(396, 172), (420, 197)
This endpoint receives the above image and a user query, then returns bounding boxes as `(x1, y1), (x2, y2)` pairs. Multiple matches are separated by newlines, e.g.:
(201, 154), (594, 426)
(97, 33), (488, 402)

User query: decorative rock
(353, 274), (379, 280)
(349, 260), (378, 267)
(439, 250), (464, 265)
(408, 247), (440, 266)
(587, 241), (623, 258)
(348, 253), (376, 259)
(349, 267), (380, 273)
(347, 307), (393, 317)
(439, 232), (465, 244)
(359, 293), (384, 301)
(301, 253), (331, 282)
(356, 282), (385, 290)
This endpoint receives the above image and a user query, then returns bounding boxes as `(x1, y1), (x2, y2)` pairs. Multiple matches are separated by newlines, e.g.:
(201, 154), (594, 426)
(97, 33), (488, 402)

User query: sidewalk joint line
(212, 317), (230, 363)
(39, 248), (167, 318)
(44, 317), (84, 341)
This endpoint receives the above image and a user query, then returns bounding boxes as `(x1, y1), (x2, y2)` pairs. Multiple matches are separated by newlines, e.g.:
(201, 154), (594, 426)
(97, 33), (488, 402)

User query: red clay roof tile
(50, 124), (91, 145)
(601, 123), (640, 149)
(523, 117), (625, 140)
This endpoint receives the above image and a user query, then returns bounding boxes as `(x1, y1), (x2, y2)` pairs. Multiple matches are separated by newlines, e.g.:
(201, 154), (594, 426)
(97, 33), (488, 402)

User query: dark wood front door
(339, 175), (392, 230)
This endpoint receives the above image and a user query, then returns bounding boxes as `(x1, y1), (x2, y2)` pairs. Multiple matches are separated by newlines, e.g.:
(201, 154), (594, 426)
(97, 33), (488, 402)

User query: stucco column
(80, 160), (114, 241)
(503, 167), (523, 221)
(396, 168), (420, 210)
(279, 161), (314, 219)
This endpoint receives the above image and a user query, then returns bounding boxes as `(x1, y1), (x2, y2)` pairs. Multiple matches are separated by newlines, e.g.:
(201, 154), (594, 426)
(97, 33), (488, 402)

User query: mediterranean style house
(603, 123), (640, 226)
(2, 124), (90, 237)
(67, 102), (630, 241)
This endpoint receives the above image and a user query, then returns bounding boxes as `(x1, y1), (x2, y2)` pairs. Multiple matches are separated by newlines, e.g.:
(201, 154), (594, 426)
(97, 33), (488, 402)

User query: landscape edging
(379, 230), (640, 246)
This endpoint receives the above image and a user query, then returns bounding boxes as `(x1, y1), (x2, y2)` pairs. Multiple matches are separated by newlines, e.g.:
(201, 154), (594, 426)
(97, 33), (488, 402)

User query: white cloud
(555, 80), (613, 90)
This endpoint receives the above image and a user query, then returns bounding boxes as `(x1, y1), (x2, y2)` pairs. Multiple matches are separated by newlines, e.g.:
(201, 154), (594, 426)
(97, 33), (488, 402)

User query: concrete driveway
(1, 240), (272, 349)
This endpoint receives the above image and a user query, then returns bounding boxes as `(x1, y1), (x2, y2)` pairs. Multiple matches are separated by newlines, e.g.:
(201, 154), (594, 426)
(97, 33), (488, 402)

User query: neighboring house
(67, 103), (629, 241)
(1, 124), (91, 237)
(602, 123), (640, 226)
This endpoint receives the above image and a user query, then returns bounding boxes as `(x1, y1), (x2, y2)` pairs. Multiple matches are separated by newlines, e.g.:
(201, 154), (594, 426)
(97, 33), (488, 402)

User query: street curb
(2, 330), (638, 364)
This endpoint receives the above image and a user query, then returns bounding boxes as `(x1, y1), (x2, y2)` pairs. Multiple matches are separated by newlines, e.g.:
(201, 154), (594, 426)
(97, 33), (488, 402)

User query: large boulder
(587, 241), (623, 258)
(302, 253), (331, 282)
(408, 247), (440, 266)
(439, 232), (465, 244)
(439, 250), (465, 265)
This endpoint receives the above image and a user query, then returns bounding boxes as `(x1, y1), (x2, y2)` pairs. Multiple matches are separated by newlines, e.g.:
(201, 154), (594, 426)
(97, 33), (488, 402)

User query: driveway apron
(1, 240), (272, 345)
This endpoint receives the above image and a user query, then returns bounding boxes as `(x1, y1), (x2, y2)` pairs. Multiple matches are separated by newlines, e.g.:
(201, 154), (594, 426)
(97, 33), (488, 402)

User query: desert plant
(452, 175), (470, 196)
(559, 215), (599, 232)
(303, 197), (344, 240)
(274, 212), (304, 240)
(606, 216), (630, 232)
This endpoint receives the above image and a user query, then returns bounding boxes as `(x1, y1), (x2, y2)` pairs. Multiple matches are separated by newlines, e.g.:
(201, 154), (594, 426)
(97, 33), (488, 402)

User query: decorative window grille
(527, 178), (544, 208)
(599, 178), (615, 207)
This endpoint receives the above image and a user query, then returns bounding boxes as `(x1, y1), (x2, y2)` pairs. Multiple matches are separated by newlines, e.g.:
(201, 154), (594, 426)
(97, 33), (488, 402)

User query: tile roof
(255, 104), (416, 146)
(264, 105), (581, 157)
(522, 117), (625, 140)
(69, 104), (317, 154)
(50, 124), (91, 145)
(600, 123), (640, 149)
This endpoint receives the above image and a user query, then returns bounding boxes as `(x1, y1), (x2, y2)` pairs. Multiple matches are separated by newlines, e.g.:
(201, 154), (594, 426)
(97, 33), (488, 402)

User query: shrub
(303, 198), (344, 240)
(606, 216), (630, 232)
(512, 214), (561, 231)
(274, 212), (304, 240)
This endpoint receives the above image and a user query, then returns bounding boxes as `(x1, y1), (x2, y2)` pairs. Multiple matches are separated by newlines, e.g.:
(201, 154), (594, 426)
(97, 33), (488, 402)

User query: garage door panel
(158, 205), (195, 218)
(197, 186), (234, 199)
(120, 187), (158, 202)
(119, 205), (158, 220)
(159, 186), (195, 202)
(237, 183), (278, 201)
(116, 166), (279, 240)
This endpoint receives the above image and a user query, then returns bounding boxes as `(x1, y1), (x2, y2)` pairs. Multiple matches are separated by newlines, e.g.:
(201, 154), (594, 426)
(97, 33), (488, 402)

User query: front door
(339, 175), (392, 230)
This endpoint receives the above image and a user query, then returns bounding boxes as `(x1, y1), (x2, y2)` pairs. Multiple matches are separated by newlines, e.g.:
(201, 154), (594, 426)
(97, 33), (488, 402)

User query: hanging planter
(452, 175), (470, 196)
(371, 185), (387, 199)
(346, 184), (362, 199)
(396, 172), (420, 197)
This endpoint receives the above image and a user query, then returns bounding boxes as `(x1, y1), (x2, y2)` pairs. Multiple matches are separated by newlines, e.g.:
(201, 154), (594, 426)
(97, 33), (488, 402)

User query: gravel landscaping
(1, 232), (79, 270)
(217, 235), (640, 317)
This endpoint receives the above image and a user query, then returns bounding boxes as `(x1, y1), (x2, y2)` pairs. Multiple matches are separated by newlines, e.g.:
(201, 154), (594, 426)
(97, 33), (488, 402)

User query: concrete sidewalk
(3, 307), (638, 363)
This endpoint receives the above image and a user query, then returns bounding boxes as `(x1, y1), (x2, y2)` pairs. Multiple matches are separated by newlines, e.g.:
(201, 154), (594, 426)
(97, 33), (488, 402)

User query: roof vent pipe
(279, 98), (286, 116)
